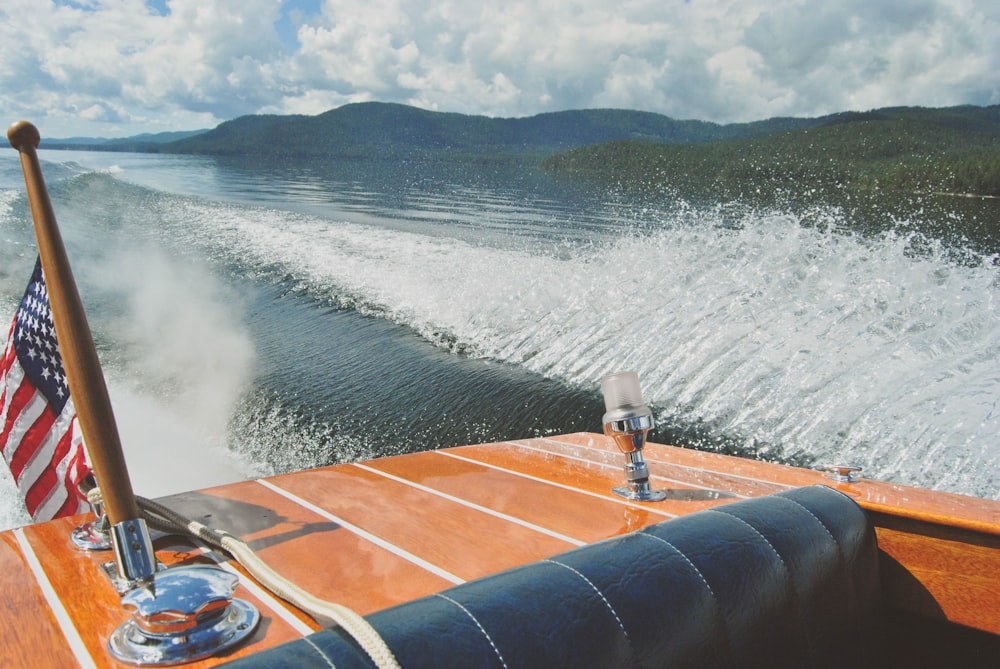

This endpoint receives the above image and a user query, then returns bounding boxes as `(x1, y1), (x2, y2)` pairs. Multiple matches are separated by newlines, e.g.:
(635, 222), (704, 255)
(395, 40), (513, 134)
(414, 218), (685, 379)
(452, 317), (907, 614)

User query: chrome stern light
(601, 371), (666, 502)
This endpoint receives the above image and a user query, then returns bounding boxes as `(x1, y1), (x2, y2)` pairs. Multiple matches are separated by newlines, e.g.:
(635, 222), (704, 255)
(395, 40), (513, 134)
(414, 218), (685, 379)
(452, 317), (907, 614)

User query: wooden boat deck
(5, 432), (1000, 667)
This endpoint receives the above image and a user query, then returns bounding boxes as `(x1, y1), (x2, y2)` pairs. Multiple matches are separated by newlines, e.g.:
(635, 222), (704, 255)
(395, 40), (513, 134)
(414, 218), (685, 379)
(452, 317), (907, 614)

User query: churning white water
(164, 194), (1000, 499)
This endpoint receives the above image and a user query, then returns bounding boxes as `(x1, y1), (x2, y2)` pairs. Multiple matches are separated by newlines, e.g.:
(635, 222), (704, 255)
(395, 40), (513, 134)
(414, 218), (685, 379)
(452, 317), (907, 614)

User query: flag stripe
(16, 407), (72, 518)
(0, 338), (25, 459)
(1, 258), (91, 522)
(26, 417), (80, 519)
(43, 421), (87, 520)
(4, 379), (51, 477)
(12, 401), (58, 482)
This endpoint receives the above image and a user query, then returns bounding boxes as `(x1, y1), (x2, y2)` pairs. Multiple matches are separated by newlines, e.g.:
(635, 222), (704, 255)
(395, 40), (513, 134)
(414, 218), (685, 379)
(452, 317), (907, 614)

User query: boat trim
(435, 449), (679, 517)
(353, 462), (587, 547)
(13, 528), (98, 669)
(255, 478), (465, 585)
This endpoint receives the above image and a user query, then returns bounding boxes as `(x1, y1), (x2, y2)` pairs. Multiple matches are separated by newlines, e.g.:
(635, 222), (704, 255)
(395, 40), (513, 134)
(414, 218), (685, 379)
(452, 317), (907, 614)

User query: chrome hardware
(601, 371), (666, 502)
(106, 516), (260, 664)
(101, 559), (163, 595)
(108, 564), (259, 666)
(72, 474), (112, 551)
(824, 464), (863, 483)
(111, 518), (157, 586)
(71, 519), (112, 551)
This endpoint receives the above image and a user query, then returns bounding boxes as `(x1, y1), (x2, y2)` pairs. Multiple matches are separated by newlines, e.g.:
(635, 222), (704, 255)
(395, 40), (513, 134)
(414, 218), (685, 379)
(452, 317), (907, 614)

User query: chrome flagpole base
(108, 565), (259, 666)
(106, 518), (260, 665)
(72, 475), (112, 551)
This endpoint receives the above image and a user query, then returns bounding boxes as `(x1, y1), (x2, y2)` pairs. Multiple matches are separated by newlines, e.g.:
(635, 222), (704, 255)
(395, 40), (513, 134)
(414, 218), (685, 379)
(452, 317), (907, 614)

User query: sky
(1, 0), (998, 138)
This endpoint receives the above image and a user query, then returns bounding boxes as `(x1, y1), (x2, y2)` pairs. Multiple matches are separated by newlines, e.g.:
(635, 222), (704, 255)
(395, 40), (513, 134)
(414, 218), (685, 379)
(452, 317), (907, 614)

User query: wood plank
(501, 435), (792, 498)
(547, 432), (826, 489)
(265, 463), (578, 581)
(0, 532), (85, 668)
(444, 442), (731, 516)
(161, 481), (458, 616)
(18, 515), (306, 668)
(874, 513), (1000, 636)
(441, 442), (672, 507)
(549, 433), (1000, 536)
(18, 518), (125, 668)
(863, 486), (1000, 537)
(362, 451), (670, 544)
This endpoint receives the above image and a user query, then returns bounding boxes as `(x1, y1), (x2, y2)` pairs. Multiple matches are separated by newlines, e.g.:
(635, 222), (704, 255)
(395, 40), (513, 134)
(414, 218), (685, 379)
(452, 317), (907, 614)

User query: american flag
(1, 258), (91, 521)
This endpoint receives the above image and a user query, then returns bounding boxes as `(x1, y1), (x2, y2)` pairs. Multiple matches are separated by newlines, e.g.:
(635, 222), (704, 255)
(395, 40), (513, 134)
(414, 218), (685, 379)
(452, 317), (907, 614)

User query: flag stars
(10, 263), (71, 412)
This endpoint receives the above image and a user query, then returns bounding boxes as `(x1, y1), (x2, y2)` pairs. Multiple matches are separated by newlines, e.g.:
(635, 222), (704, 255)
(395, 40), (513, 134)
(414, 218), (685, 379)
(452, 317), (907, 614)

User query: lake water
(2, 146), (998, 529)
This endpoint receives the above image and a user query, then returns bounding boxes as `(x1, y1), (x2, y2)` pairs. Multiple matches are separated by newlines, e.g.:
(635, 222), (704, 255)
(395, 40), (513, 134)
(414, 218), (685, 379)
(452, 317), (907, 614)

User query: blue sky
(273, 0), (323, 51)
(2, 0), (998, 138)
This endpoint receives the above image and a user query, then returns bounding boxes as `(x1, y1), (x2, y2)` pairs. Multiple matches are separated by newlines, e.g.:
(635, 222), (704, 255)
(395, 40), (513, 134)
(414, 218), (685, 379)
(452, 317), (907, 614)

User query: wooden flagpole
(7, 121), (141, 527)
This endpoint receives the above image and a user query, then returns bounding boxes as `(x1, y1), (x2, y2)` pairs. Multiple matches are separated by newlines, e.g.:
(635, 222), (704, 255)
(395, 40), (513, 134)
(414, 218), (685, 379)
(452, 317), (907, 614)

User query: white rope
(90, 489), (401, 669)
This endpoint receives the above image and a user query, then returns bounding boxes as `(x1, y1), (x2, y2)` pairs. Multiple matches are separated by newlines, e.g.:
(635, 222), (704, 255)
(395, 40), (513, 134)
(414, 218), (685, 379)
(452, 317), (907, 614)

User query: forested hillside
(541, 106), (1000, 198)
(45, 102), (1000, 204)
(42, 129), (207, 152)
(157, 101), (834, 158)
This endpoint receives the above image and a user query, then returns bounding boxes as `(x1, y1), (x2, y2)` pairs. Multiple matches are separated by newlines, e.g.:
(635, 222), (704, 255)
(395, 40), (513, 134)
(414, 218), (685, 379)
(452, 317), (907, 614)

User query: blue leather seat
(221, 485), (882, 668)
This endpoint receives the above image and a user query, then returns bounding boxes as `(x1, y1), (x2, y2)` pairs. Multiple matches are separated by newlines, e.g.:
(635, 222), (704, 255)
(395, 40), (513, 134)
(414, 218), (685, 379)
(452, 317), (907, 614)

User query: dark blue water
(2, 147), (999, 528)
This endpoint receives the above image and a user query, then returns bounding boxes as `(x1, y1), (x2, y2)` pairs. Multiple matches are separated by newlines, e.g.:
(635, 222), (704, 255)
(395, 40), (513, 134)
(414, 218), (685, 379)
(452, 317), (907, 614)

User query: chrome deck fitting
(108, 564), (259, 666)
(71, 474), (112, 551)
(70, 519), (112, 551)
(105, 517), (260, 665)
(824, 464), (863, 483)
(601, 371), (666, 502)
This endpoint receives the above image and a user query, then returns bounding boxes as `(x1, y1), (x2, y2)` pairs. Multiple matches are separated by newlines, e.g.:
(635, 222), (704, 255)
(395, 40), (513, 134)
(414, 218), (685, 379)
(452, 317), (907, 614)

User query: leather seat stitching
(303, 636), (338, 669)
(708, 506), (818, 665)
(543, 558), (632, 643)
(706, 509), (792, 573)
(777, 495), (869, 647)
(778, 498), (841, 553)
(637, 531), (736, 664)
(774, 497), (855, 602)
(434, 593), (509, 669)
(638, 532), (715, 595)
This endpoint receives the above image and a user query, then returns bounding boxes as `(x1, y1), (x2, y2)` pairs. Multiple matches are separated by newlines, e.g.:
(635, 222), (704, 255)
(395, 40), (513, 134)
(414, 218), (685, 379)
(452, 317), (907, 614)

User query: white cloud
(0, 0), (997, 137)
(740, 0), (1000, 117)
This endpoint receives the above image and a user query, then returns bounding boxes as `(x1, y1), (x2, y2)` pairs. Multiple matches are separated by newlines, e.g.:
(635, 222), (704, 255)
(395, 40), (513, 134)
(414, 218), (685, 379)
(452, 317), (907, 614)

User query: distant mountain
(37, 103), (1000, 202)
(157, 101), (840, 159)
(542, 105), (1000, 199)
(43, 129), (209, 152)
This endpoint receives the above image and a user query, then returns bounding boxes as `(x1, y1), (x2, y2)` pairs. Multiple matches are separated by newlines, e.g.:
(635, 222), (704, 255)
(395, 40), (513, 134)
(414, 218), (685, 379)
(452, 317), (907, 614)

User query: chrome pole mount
(109, 563), (260, 666)
(100, 517), (259, 666)
(71, 474), (112, 551)
(601, 371), (666, 502)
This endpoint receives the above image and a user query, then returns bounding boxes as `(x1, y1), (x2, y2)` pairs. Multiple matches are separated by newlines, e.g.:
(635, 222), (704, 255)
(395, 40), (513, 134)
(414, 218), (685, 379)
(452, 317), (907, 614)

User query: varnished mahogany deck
(4, 432), (1000, 667)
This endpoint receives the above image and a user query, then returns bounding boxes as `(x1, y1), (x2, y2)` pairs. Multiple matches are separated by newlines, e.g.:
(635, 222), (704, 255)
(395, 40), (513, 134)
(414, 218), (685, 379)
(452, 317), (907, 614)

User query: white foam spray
(167, 197), (1000, 499)
(0, 244), (257, 530)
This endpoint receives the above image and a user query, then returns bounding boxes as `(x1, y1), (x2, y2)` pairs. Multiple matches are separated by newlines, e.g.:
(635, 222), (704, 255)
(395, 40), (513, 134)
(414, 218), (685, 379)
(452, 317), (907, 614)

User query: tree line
(541, 107), (1000, 200)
